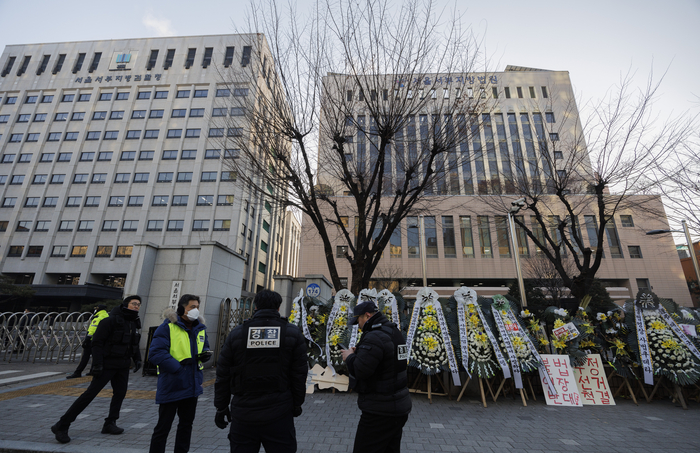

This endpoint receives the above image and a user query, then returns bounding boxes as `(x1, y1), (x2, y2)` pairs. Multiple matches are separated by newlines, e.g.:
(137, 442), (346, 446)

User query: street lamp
(647, 220), (700, 307)
(508, 199), (528, 308)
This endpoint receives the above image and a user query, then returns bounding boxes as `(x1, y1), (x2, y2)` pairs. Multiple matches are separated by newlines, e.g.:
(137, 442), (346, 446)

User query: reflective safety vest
(87, 310), (109, 337)
(168, 323), (206, 370)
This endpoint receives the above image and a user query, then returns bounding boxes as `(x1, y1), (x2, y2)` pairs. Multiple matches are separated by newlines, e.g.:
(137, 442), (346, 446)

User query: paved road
(1, 360), (699, 453)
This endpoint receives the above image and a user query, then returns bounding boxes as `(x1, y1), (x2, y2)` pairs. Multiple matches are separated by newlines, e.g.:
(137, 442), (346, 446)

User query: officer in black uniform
(51, 295), (143, 444)
(214, 289), (307, 453)
(341, 301), (412, 453)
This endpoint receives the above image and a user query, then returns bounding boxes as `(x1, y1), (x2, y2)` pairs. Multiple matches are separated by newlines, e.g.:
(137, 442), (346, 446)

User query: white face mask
(186, 308), (200, 321)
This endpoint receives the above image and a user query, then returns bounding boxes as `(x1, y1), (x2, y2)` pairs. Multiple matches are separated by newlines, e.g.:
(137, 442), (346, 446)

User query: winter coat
(346, 312), (412, 417)
(92, 305), (142, 370)
(149, 308), (210, 404)
(214, 308), (307, 423)
(87, 309), (109, 337)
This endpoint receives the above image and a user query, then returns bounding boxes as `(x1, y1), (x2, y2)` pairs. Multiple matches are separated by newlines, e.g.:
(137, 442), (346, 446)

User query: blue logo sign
(306, 283), (321, 298)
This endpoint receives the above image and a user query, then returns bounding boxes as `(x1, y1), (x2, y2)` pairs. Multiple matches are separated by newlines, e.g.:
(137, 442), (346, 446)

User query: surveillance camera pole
(508, 206), (527, 308)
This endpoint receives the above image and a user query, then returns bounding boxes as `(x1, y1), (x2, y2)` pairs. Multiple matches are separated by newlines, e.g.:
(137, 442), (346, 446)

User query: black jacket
(346, 312), (412, 416)
(214, 309), (307, 423)
(92, 305), (142, 370)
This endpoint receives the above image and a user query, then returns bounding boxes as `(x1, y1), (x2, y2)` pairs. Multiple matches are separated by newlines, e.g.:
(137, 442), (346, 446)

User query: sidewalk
(1, 360), (699, 453)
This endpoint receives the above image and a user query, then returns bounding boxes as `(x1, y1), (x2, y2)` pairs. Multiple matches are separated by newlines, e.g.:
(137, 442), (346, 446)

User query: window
(157, 172), (173, 182)
(201, 171), (217, 182)
(121, 151), (136, 161)
(71, 246), (88, 257)
(217, 195), (234, 205)
(126, 130), (141, 139)
(152, 195), (169, 206)
(41, 153), (56, 162)
(260, 240), (268, 252)
(605, 216), (623, 258)
(549, 133), (559, 141)
(43, 197), (57, 207)
(25, 197), (40, 207)
(620, 215), (634, 227)
(80, 152), (95, 161)
(58, 220), (75, 231)
(139, 150), (154, 160)
(202, 47), (213, 68)
(114, 173), (130, 183)
(637, 278), (651, 293)
(162, 150), (178, 160)
(495, 216), (511, 257)
(516, 87), (523, 98)
(0, 175), (6, 184)
(8, 246), (24, 257)
(212, 108), (227, 117)
(10, 134), (23, 143)
(628, 246), (642, 258)
(208, 128), (224, 137)
(194, 90), (208, 98)
(406, 217), (419, 258)
(104, 131), (118, 140)
(48, 132), (61, 141)
(440, 216), (457, 257)
(189, 108), (204, 117)
(116, 92), (129, 100)
(265, 201), (271, 213)
(71, 112), (85, 121)
(529, 86), (536, 98)
(167, 220), (184, 231)
(541, 86), (549, 98)
(51, 246), (68, 257)
(109, 111), (124, 120)
(149, 109), (164, 118)
(233, 88), (249, 96)
(545, 112), (555, 123)
(35, 220), (50, 231)
(176, 90), (191, 98)
(241, 46), (252, 66)
(147, 220), (164, 231)
(477, 216), (493, 257)
(72, 174), (88, 184)
(92, 173), (107, 183)
(224, 47), (235, 67)
(109, 196), (124, 207)
(25, 95), (38, 104)
(258, 262), (267, 273)
(85, 196), (100, 207)
(50, 174), (65, 184)
(42, 95), (54, 103)
(192, 219), (209, 231)
(99, 92), (112, 101)
(78, 220), (94, 231)
(122, 220), (138, 231)
(26, 133), (40, 142)
(185, 128), (200, 138)
(34, 113), (47, 122)
(554, 151), (563, 160)
(503, 87), (511, 99)
(10, 175), (25, 185)
(262, 220), (270, 233)
(557, 170), (567, 179)
(26, 246), (43, 257)
(172, 195), (188, 206)
(197, 195), (214, 206)
(422, 216), (438, 258)
(176, 172), (193, 182)
(0, 221), (6, 231)
(95, 246), (113, 258)
(0, 115), (8, 123)
(172, 109), (186, 118)
(167, 129), (182, 138)
(92, 111), (106, 120)
(116, 246), (133, 257)
(78, 94), (91, 102)
(228, 127), (243, 137)
(97, 151), (113, 161)
(2, 154), (15, 163)
(132, 110), (146, 119)
(128, 196), (144, 206)
(214, 219), (231, 231)
(86, 131), (100, 140)
(18, 114), (30, 123)
(62, 94), (75, 102)
(181, 149), (196, 159)
(205, 149), (220, 159)
(216, 89), (230, 97)
(185, 48), (196, 69)
(102, 220), (118, 231)
(17, 221), (32, 231)
(134, 173), (149, 183)
(155, 90), (168, 99)
(137, 91), (151, 99)
(231, 107), (245, 116)
(64, 132), (78, 141)
(18, 154), (31, 163)
(5, 96), (17, 104)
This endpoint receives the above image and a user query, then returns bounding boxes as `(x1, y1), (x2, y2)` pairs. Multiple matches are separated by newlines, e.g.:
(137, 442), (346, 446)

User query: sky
(1, 0), (698, 234)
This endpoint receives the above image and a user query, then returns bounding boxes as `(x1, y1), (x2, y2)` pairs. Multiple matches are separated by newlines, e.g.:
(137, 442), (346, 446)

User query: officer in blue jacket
(148, 294), (211, 453)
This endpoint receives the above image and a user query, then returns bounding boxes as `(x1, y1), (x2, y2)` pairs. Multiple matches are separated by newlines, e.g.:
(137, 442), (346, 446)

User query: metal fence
(214, 297), (255, 364)
(1, 311), (94, 363)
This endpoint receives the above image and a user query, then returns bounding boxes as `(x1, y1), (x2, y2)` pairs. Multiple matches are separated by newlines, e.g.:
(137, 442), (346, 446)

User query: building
(0, 35), (298, 328)
(299, 66), (693, 306)
(679, 241), (700, 306)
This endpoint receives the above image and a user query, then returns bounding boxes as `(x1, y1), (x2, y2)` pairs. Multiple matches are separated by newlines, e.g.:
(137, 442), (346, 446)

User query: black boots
(65, 372), (81, 379)
(51, 424), (70, 443)
(101, 422), (124, 435)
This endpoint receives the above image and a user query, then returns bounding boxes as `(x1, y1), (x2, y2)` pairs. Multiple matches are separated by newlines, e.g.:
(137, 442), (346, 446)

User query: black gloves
(92, 365), (103, 377)
(293, 406), (303, 417)
(198, 350), (213, 363)
(133, 361), (142, 373)
(179, 358), (194, 367)
(215, 408), (231, 429)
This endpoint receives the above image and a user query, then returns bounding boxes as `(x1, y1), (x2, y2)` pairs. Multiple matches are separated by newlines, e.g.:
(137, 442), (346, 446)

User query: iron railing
(214, 297), (255, 364)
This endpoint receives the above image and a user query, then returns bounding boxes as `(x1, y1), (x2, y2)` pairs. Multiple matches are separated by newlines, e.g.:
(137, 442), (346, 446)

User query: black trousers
(58, 367), (129, 427)
(228, 414), (296, 453)
(149, 397), (198, 453)
(73, 339), (92, 374)
(352, 412), (409, 453)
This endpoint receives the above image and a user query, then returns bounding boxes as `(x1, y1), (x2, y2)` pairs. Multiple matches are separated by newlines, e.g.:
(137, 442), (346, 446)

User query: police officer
(214, 290), (307, 452)
(51, 295), (143, 444)
(148, 294), (211, 453)
(67, 304), (109, 379)
(341, 301), (412, 453)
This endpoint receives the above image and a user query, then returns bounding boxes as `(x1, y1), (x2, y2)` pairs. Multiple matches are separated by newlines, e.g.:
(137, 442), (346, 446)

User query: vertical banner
(492, 306), (522, 388)
(170, 281), (182, 308)
(539, 354), (583, 407)
(634, 304), (654, 385)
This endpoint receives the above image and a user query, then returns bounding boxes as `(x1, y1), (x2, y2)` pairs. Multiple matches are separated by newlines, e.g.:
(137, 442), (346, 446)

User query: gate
(214, 297), (255, 364)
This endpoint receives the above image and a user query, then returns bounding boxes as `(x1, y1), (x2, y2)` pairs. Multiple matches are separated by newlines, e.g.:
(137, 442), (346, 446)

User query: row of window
(0, 107), (245, 125)
(1, 148), (238, 164)
(6, 244), (133, 259)
(5, 218), (233, 235)
(7, 194), (234, 210)
(1, 45), (252, 78)
(2, 127), (245, 144)
(0, 170), (235, 191)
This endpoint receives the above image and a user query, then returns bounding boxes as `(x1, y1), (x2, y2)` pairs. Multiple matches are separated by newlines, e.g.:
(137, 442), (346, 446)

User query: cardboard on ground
(307, 364), (349, 393)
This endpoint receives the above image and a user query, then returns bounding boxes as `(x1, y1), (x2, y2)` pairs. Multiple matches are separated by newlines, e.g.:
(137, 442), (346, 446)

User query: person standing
(51, 295), (143, 444)
(67, 304), (109, 379)
(148, 294), (211, 453)
(341, 301), (412, 453)
(214, 290), (307, 453)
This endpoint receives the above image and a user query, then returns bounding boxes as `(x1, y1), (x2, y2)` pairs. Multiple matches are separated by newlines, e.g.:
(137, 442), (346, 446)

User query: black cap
(122, 295), (142, 306)
(349, 301), (378, 325)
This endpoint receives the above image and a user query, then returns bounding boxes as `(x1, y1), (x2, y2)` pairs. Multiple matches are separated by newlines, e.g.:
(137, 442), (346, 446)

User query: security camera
(511, 198), (526, 207)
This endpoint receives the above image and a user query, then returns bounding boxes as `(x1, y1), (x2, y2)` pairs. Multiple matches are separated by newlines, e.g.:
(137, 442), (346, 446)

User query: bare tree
(212, 0), (491, 293)
(479, 72), (695, 301)
(521, 254), (574, 307)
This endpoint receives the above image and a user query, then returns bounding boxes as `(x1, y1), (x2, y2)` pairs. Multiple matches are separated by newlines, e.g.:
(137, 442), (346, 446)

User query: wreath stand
(491, 372), (528, 407)
(456, 375), (495, 408)
(409, 371), (449, 404)
(606, 370), (647, 406)
(647, 376), (688, 410)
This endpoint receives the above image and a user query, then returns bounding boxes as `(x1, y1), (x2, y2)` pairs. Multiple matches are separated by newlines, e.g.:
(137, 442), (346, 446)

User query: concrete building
(0, 35), (298, 329)
(299, 66), (693, 306)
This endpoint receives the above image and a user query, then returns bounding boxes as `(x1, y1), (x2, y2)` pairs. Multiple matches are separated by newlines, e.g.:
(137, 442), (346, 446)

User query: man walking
(51, 295), (143, 443)
(67, 304), (109, 379)
(214, 290), (307, 452)
(148, 294), (210, 453)
(341, 300), (412, 453)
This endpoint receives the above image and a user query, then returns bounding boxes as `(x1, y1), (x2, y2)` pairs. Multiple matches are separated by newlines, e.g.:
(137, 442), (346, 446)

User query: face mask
(186, 308), (200, 321)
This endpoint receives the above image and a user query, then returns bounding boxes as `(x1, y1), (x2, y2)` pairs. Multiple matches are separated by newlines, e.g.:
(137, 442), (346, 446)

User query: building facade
(0, 35), (297, 324)
(299, 66), (693, 306)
